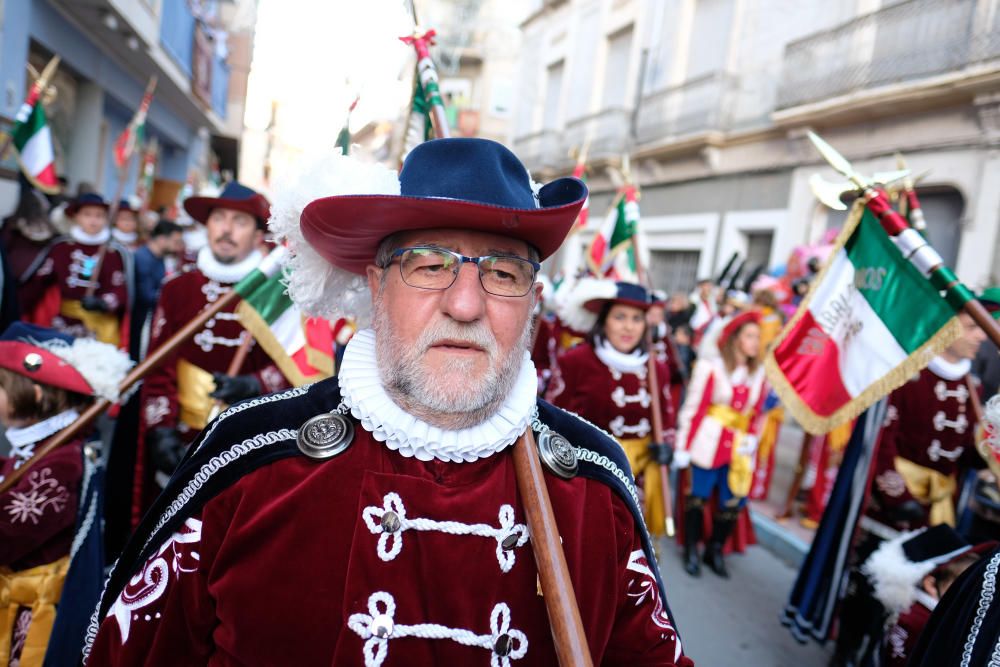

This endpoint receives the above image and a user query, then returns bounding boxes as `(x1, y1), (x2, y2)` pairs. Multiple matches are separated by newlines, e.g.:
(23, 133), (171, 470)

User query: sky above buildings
(244, 0), (418, 154)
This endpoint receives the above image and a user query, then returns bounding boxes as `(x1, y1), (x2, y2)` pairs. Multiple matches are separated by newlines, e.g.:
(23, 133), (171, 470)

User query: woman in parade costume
(674, 310), (768, 578)
(546, 279), (676, 537)
(0, 322), (132, 666)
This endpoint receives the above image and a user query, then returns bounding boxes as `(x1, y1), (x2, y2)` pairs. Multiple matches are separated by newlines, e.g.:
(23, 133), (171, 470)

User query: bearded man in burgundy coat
(84, 139), (693, 666)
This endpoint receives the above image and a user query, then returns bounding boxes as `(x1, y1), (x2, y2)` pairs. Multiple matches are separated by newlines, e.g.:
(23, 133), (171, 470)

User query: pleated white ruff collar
(196, 245), (263, 284)
(594, 337), (649, 375)
(338, 329), (537, 463)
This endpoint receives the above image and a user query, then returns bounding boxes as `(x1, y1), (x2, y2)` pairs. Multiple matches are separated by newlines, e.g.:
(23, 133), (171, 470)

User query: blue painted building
(0, 0), (248, 213)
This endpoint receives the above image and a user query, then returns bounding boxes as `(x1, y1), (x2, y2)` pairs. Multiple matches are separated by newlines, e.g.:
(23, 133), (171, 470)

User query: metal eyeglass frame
(385, 246), (541, 297)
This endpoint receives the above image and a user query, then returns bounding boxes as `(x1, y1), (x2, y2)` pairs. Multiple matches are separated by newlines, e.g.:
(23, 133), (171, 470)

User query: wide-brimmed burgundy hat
(65, 193), (110, 218)
(300, 138), (587, 275)
(719, 310), (762, 348)
(583, 281), (652, 313)
(184, 181), (271, 228)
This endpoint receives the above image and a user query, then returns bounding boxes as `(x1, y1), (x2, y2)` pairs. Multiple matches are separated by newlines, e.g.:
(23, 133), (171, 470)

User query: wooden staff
(512, 430), (594, 667)
(0, 289), (242, 495)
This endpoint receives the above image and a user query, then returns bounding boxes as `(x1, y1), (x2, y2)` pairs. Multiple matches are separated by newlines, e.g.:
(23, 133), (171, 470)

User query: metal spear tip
(806, 131), (870, 189)
(809, 174), (849, 211)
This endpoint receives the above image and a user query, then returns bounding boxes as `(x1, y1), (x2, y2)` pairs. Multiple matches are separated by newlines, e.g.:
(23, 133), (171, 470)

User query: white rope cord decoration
(347, 591), (528, 667)
(361, 492), (529, 572)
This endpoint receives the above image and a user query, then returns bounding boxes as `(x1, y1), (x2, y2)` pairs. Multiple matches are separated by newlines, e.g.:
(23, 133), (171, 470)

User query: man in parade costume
(22, 193), (132, 346)
(131, 182), (291, 520)
(868, 310), (987, 531)
(85, 138), (691, 665)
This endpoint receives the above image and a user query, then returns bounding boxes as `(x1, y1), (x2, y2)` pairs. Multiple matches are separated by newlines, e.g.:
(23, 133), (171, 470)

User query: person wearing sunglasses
(84, 139), (693, 666)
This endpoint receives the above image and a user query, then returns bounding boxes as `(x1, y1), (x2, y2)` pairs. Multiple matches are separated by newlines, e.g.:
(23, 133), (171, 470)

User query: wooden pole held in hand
(512, 430), (594, 667)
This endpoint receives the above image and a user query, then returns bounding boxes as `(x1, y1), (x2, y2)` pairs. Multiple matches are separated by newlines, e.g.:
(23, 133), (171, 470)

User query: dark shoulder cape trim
(96, 378), (342, 621)
(534, 398), (681, 633)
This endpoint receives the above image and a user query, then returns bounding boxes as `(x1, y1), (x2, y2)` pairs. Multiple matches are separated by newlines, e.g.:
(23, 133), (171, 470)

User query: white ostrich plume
(267, 151), (400, 326)
(36, 337), (134, 402)
(555, 276), (618, 334)
(861, 530), (930, 615)
(984, 394), (1000, 451)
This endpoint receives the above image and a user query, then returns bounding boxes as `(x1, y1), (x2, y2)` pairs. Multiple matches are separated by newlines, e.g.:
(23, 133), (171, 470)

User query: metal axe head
(809, 174), (852, 210)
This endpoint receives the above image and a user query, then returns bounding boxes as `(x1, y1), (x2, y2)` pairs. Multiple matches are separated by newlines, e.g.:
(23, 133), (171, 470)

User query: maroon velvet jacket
(546, 342), (676, 441)
(87, 397), (692, 666)
(869, 364), (982, 528)
(0, 440), (82, 571)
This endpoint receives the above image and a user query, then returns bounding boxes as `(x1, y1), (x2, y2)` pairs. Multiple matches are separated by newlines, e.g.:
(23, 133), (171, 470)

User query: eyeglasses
(385, 247), (540, 297)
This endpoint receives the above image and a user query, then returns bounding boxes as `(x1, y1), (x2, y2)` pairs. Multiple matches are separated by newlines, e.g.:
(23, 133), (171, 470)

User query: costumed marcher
(546, 279), (676, 538)
(129, 220), (184, 361)
(0, 322), (132, 666)
(85, 139), (692, 666)
(831, 307), (990, 667)
(21, 193), (132, 347)
(674, 311), (768, 578)
(0, 185), (57, 314)
(110, 200), (142, 251)
(131, 182), (291, 522)
(746, 289), (785, 502)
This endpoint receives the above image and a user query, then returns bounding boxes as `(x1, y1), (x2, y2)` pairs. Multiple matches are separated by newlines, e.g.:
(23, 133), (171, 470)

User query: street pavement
(658, 535), (832, 667)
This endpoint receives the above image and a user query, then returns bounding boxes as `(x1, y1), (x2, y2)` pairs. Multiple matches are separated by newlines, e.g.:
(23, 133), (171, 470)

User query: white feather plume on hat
(35, 337), (134, 402)
(554, 276), (618, 334)
(267, 151), (400, 327)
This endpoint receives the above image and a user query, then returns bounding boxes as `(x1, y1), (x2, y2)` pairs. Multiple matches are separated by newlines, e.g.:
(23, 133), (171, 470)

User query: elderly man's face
(366, 229), (539, 429)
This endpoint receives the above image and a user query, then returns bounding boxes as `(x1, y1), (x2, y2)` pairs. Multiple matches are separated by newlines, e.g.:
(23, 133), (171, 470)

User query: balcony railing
(776, 0), (1000, 110)
(563, 107), (632, 162)
(511, 129), (562, 171)
(635, 72), (737, 144)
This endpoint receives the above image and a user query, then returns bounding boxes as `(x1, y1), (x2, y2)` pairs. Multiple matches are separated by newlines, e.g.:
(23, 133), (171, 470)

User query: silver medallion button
(381, 510), (402, 534)
(537, 430), (578, 479)
(23, 352), (43, 372)
(296, 413), (354, 460)
(371, 614), (394, 639)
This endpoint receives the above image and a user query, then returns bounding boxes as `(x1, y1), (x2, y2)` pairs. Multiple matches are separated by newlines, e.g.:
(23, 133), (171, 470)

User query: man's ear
(366, 265), (383, 301)
(921, 574), (939, 599)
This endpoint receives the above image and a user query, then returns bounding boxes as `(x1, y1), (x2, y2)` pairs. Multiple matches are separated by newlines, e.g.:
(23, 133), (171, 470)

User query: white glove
(672, 449), (691, 470)
(737, 435), (759, 457)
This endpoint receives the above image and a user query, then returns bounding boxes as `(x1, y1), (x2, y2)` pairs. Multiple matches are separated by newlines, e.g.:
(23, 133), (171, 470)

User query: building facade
(513, 0), (1000, 292)
(0, 0), (256, 213)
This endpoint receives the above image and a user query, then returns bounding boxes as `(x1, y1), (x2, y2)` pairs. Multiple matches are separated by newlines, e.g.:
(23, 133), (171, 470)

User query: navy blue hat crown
(399, 138), (586, 211)
(217, 181), (260, 201)
(615, 281), (651, 305)
(1, 322), (74, 346)
(73, 193), (108, 208)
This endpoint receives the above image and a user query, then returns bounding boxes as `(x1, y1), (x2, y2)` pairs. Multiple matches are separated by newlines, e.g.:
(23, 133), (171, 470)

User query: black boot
(682, 499), (704, 577)
(704, 510), (737, 579)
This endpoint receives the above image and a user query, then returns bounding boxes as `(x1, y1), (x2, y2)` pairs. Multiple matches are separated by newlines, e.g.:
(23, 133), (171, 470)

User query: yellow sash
(177, 358), (225, 431)
(707, 404), (751, 432)
(894, 456), (957, 527)
(707, 404), (754, 499)
(59, 299), (120, 346)
(0, 556), (70, 667)
(618, 436), (668, 537)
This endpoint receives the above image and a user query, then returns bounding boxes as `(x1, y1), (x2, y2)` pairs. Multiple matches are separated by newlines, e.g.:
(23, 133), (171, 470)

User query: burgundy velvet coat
(868, 365), (982, 529)
(86, 380), (693, 666)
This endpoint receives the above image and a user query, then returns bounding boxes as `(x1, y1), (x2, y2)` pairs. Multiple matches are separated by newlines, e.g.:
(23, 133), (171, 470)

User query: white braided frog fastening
(347, 591), (528, 667)
(361, 492), (529, 572)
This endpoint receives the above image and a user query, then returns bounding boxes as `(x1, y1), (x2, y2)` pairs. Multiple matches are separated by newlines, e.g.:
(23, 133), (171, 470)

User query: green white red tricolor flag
(114, 76), (157, 169)
(234, 246), (335, 386)
(765, 202), (961, 434)
(10, 79), (59, 193)
(570, 161), (590, 233)
(135, 137), (158, 208)
(587, 185), (638, 277)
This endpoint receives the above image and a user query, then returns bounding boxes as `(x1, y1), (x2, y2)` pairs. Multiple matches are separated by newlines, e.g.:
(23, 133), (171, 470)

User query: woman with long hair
(547, 279), (676, 537)
(674, 310), (768, 578)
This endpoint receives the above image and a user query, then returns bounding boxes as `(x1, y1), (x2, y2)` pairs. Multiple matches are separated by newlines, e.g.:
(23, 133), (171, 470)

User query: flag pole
(0, 288), (243, 495)
(0, 55), (61, 160)
(622, 165), (677, 538)
(86, 75), (158, 298)
(400, 29), (451, 139)
(808, 132), (1000, 349)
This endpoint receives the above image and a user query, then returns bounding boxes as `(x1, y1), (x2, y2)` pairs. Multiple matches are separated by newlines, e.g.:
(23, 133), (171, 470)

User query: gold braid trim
(764, 201), (962, 435)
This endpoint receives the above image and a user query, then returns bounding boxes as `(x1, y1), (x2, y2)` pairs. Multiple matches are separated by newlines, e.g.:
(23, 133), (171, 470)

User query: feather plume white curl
(984, 394), (1000, 451)
(36, 338), (134, 402)
(861, 530), (931, 615)
(554, 276), (618, 334)
(267, 151), (400, 326)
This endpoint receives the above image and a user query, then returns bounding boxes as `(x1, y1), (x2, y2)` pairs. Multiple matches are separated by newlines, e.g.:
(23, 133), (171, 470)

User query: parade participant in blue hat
(85, 139), (691, 666)
(111, 199), (141, 251)
(0, 322), (132, 666)
(547, 278), (677, 539)
(21, 193), (133, 347)
(131, 181), (291, 521)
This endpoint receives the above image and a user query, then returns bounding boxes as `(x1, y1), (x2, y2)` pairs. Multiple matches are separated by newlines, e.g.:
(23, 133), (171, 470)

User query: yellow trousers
(620, 436), (667, 537)
(0, 556), (69, 667)
(60, 299), (120, 346)
(894, 456), (957, 527)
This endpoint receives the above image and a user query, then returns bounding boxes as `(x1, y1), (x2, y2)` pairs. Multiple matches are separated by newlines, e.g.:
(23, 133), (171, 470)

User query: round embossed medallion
(296, 413), (355, 460)
(537, 430), (578, 479)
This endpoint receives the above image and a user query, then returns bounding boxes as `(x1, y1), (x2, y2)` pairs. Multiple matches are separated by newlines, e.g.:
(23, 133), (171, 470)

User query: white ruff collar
(594, 338), (649, 375)
(5, 410), (79, 452)
(338, 328), (537, 462)
(70, 225), (110, 245)
(196, 245), (263, 284)
(928, 356), (971, 381)
(112, 228), (138, 244)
